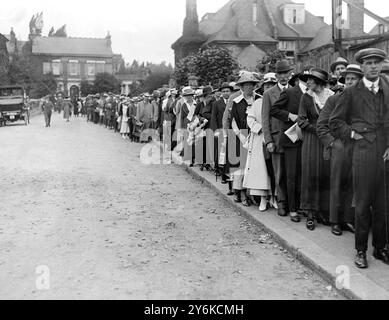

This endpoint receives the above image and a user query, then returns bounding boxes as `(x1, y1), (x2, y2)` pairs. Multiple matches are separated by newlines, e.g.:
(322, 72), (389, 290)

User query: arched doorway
(69, 85), (80, 100)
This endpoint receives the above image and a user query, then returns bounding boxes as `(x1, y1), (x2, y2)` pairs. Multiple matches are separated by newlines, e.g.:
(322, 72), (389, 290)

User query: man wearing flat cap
(330, 48), (389, 269)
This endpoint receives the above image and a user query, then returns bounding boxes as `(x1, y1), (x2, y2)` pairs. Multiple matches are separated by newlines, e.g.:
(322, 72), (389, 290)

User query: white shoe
(270, 196), (279, 210)
(259, 197), (268, 212)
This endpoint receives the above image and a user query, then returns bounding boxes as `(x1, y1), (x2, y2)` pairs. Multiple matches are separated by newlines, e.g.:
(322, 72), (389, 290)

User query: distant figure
(42, 97), (54, 127)
(62, 97), (73, 122)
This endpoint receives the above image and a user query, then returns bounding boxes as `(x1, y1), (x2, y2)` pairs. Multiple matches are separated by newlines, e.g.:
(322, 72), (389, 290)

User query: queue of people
(40, 47), (389, 270)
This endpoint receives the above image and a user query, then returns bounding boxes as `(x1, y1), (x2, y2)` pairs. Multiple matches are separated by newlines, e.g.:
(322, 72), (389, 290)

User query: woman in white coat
(243, 98), (271, 211)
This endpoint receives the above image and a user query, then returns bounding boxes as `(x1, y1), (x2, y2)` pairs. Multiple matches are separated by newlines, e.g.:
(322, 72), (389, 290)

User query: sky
(1, 0), (389, 65)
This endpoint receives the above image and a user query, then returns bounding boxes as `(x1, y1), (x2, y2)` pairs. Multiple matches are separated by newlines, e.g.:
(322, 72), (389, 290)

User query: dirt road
(0, 113), (343, 299)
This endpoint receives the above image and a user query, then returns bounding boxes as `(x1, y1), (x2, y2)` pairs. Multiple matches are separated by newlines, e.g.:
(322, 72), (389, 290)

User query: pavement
(169, 147), (389, 300)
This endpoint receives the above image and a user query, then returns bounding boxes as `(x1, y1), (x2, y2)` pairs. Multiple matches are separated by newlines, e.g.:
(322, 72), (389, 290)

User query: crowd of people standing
(40, 47), (389, 270)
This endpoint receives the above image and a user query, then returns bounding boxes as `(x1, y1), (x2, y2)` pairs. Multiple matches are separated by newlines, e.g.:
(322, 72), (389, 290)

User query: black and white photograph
(1, 0), (389, 304)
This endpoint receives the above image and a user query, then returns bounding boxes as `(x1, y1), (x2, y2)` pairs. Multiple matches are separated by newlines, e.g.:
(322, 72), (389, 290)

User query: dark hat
(219, 82), (233, 91)
(202, 85), (214, 96)
(330, 57), (349, 73)
(288, 72), (299, 87)
(306, 68), (329, 84)
(355, 48), (387, 64)
(276, 59), (294, 74)
(298, 65), (315, 83)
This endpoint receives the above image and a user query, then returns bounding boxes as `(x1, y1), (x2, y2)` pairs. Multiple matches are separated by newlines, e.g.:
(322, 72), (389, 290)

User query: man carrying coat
(262, 60), (292, 218)
(330, 48), (389, 269)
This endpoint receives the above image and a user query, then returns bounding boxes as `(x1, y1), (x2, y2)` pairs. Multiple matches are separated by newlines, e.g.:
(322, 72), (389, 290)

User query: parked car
(0, 85), (28, 126)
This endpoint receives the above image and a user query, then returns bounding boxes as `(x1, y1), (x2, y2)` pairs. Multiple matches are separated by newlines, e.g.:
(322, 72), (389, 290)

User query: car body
(0, 85), (28, 125)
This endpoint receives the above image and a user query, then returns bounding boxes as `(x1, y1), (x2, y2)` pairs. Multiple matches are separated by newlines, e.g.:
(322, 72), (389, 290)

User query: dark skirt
(300, 131), (330, 213)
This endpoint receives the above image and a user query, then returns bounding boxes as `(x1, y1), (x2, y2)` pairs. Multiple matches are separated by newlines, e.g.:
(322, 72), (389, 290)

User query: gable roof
(32, 36), (113, 57)
(198, 0), (328, 45)
(300, 25), (333, 53)
(369, 17), (389, 35)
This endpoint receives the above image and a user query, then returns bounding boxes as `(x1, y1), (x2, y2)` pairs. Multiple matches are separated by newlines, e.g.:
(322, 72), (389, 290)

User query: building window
(283, 4), (305, 25)
(43, 62), (51, 74)
(52, 60), (61, 76)
(96, 61), (105, 74)
(253, 3), (258, 25)
(68, 60), (79, 76)
(87, 61), (95, 76)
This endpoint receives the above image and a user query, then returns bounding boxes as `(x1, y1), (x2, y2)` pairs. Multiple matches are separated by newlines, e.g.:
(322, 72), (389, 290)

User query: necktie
(370, 84), (376, 94)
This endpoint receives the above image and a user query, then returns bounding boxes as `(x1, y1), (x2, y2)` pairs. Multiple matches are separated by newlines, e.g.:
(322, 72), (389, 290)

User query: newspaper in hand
(285, 123), (300, 143)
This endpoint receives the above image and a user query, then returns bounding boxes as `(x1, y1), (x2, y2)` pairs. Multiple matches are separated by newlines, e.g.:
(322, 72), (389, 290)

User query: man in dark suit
(330, 48), (389, 269)
(211, 83), (232, 181)
(270, 69), (311, 222)
(262, 60), (293, 218)
(317, 64), (363, 237)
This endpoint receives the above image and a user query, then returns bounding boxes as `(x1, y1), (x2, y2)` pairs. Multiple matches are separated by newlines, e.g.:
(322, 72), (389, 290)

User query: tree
(142, 70), (172, 93)
(172, 46), (239, 87)
(80, 80), (95, 96)
(29, 72), (57, 98)
(256, 50), (287, 74)
(172, 54), (198, 87)
(93, 72), (120, 94)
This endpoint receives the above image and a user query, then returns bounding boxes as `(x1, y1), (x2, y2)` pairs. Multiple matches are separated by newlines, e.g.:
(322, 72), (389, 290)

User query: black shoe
(221, 174), (229, 184)
(342, 223), (355, 234)
(331, 224), (343, 236)
(306, 218), (315, 231)
(227, 190), (235, 196)
(290, 214), (301, 223)
(373, 248), (389, 265)
(233, 195), (242, 203)
(242, 199), (251, 207)
(278, 208), (287, 217)
(355, 251), (368, 269)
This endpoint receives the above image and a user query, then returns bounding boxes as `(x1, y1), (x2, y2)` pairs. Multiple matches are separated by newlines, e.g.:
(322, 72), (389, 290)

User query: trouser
(353, 137), (388, 252)
(330, 139), (354, 224)
(44, 112), (52, 126)
(284, 146), (302, 213)
(271, 152), (287, 209)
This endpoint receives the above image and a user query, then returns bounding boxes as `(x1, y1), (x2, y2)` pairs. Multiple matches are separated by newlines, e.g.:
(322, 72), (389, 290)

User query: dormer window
(282, 3), (305, 25)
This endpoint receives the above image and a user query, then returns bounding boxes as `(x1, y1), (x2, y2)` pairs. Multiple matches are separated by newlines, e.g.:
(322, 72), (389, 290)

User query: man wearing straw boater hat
(330, 48), (389, 269)
(317, 64), (364, 237)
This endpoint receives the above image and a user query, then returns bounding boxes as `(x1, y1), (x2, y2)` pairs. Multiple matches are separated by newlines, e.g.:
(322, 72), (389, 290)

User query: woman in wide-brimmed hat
(230, 73), (260, 206)
(298, 68), (334, 231)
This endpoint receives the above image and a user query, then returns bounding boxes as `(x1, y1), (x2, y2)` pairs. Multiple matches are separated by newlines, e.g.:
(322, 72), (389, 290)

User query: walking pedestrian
(42, 96), (54, 127)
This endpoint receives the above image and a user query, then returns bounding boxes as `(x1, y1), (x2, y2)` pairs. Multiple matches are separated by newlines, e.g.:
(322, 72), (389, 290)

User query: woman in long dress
(243, 98), (272, 212)
(298, 68), (334, 231)
(119, 102), (130, 139)
(62, 98), (73, 122)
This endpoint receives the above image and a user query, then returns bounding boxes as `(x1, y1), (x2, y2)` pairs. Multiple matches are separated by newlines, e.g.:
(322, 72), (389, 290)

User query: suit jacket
(262, 84), (286, 152)
(222, 91), (241, 130)
(270, 85), (304, 148)
(137, 101), (153, 123)
(195, 99), (213, 130)
(329, 76), (389, 146)
(211, 98), (227, 131)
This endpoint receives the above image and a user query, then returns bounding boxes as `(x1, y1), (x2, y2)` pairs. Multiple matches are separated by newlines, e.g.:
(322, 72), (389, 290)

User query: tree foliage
(256, 50), (287, 74)
(173, 46), (239, 87)
(80, 80), (95, 96)
(93, 72), (120, 94)
(29, 72), (57, 98)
